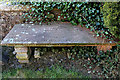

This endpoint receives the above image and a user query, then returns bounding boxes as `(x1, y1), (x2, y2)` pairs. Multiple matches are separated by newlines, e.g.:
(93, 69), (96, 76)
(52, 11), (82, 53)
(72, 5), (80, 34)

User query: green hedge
(101, 2), (120, 40)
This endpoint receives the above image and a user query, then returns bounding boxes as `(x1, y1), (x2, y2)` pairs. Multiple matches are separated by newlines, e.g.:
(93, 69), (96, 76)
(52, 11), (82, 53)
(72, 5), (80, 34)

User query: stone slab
(1, 22), (116, 46)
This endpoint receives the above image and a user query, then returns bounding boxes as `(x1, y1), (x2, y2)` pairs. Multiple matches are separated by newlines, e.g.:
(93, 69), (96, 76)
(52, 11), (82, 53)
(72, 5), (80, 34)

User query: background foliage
(19, 2), (119, 42)
(35, 46), (120, 78)
(101, 2), (120, 40)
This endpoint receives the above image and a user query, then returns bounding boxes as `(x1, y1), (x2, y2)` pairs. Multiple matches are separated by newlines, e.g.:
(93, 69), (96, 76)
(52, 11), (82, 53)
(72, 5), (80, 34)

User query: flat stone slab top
(1, 22), (116, 46)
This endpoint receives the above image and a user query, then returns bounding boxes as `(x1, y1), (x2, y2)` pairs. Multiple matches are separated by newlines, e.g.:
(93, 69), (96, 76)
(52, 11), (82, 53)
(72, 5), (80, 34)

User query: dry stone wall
(0, 12), (23, 40)
(0, 2), (27, 64)
(0, 2), (28, 40)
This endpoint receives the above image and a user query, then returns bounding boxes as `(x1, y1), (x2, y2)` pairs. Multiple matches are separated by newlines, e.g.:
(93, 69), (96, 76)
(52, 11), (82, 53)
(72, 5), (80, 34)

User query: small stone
(61, 59), (63, 61)
(50, 59), (53, 62)
(88, 58), (90, 60)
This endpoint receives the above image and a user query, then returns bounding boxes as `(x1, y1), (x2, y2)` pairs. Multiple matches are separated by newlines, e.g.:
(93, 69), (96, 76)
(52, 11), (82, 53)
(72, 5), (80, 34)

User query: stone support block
(14, 46), (29, 63)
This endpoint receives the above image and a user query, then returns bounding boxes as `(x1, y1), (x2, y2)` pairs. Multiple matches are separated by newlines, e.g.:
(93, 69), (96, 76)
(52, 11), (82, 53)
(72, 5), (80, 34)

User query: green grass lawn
(2, 65), (89, 78)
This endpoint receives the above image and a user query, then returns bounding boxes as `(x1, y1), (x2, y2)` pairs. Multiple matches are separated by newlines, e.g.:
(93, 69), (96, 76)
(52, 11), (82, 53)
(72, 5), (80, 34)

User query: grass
(0, 73), (2, 80)
(2, 65), (89, 78)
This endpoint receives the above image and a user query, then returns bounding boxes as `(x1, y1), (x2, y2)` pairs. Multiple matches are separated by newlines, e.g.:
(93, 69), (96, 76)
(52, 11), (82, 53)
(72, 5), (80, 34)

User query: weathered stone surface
(16, 54), (28, 60)
(0, 11), (23, 40)
(34, 48), (41, 58)
(1, 22), (115, 46)
(18, 60), (29, 63)
(15, 47), (28, 53)
(14, 46), (29, 63)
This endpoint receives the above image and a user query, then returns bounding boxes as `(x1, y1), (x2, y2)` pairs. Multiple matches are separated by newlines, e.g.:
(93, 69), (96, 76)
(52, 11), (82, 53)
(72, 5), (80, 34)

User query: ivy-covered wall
(20, 2), (119, 42)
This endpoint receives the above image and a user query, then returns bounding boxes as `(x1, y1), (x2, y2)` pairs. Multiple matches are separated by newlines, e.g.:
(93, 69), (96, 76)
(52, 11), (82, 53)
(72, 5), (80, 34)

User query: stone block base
(34, 48), (41, 58)
(15, 46), (29, 63)
(18, 59), (29, 63)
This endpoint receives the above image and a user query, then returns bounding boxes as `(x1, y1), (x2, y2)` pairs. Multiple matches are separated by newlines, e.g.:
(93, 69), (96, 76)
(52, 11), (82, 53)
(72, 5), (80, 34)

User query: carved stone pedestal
(14, 46), (29, 63)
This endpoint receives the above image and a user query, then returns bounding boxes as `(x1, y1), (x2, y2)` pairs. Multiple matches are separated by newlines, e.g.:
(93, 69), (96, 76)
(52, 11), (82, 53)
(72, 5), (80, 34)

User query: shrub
(101, 2), (120, 39)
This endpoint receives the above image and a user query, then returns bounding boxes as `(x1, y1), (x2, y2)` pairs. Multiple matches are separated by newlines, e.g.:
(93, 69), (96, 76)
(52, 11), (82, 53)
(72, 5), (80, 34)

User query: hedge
(101, 2), (120, 41)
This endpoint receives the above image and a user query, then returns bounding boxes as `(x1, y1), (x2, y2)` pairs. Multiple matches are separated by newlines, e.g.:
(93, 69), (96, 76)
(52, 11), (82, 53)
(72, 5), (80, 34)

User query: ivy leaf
(57, 16), (61, 21)
(78, 18), (82, 22)
(96, 22), (100, 26)
(77, 4), (82, 7)
(97, 33), (99, 37)
(31, 8), (35, 11)
(39, 22), (42, 24)
(89, 66), (92, 69)
(71, 20), (77, 25)
(97, 10), (99, 13)
(105, 32), (108, 34)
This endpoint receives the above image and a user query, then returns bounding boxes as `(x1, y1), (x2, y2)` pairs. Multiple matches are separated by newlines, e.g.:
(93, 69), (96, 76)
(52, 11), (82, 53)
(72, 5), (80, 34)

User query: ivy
(19, 2), (119, 41)
(34, 46), (119, 78)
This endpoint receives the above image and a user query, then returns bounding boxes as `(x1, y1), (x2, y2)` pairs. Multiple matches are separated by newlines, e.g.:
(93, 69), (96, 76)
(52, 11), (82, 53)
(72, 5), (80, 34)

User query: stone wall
(0, 1), (28, 40)
(0, 2), (26, 65)
(0, 11), (23, 40)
